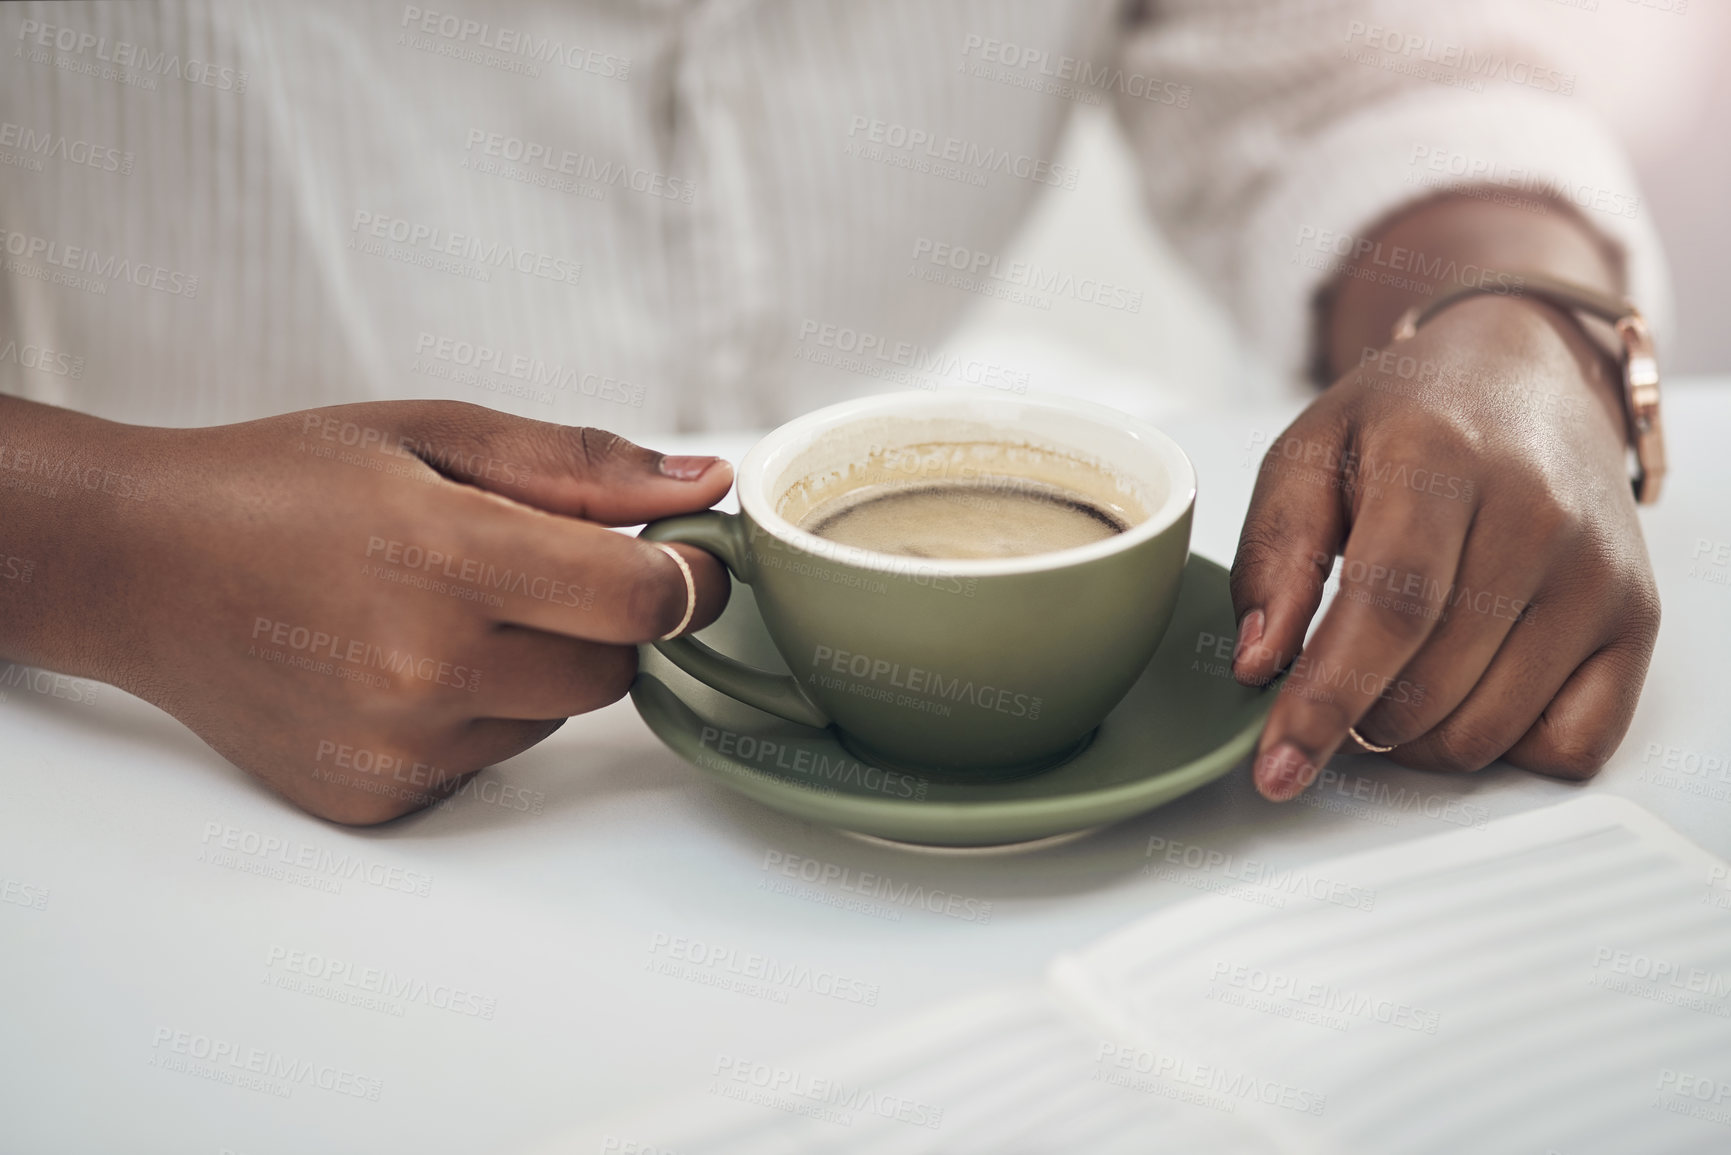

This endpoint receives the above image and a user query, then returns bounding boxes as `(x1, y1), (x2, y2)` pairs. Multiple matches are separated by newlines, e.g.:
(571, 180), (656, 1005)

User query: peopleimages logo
(759, 850), (993, 923)
(248, 616), (482, 693)
(1298, 767), (1488, 829)
(0, 443), (154, 502)
(711, 1055), (944, 1129)
(462, 130), (693, 203)
(0, 338), (84, 378)
(910, 237), (1143, 313)
(647, 933), (881, 1007)
(0, 875), (50, 912)
(349, 211), (581, 285)
(1092, 1042), (1327, 1116)
(199, 821), (434, 897)
(1589, 946), (1731, 1012)
(1144, 835), (1377, 912)
(0, 226), (198, 297)
(149, 1027), (382, 1101)
(794, 318), (1031, 394)
(808, 643), (1043, 721)
(698, 727), (927, 799)
(0, 663), (99, 706)
(1639, 741), (1731, 806)
(845, 115), (1079, 190)
(414, 332), (645, 407)
(1293, 224), (1523, 297)
(1406, 145), (1639, 220)
(1208, 961), (1442, 1034)
(958, 35), (1191, 107)
(399, 6), (630, 79)
(264, 945), (498, 1020)
(16, 19), (249, 92)
(0, 120), (132, 174)
(365, 535), (594, 609)
(1342, 20), (1575, 95)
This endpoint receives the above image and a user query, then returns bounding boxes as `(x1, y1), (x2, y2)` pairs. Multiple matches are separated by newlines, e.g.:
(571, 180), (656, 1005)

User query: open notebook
(525, 797), (1731, 1155)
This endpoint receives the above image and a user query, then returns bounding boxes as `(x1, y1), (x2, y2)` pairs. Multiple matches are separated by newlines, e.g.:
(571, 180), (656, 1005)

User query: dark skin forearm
(1322, 191), (1630, 436)
(0, 396), (145, 681)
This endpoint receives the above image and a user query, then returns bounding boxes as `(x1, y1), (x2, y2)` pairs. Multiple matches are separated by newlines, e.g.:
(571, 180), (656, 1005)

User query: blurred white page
(523, 797), (1731, 1154)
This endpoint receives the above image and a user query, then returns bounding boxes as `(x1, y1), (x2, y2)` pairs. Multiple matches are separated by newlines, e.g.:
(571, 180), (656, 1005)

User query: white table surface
(2, 380), (1727, 1155)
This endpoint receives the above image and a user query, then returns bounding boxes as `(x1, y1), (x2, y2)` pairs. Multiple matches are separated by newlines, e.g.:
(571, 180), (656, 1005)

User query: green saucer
(631, 554), (1274, 847)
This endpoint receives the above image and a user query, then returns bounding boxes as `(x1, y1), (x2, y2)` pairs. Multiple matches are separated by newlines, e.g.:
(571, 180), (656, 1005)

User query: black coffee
(801, 479), (1127, 559)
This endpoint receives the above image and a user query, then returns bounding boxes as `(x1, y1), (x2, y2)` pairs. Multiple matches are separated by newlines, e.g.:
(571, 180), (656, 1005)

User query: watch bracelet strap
(1390, 273), (1664, 504)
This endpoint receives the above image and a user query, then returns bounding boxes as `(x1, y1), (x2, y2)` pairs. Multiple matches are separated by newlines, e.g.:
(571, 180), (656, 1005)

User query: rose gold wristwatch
(1390, 274), (1665, 503)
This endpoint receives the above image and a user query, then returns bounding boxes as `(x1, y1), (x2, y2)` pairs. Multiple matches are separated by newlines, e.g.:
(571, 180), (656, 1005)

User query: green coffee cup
(641, 389), (1195, 778)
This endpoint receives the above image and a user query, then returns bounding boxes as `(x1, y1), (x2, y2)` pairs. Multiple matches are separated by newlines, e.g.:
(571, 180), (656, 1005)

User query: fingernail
(1233, 609), (1265, 673)
(1255, 742), (1317, 802)
(658, 455), (721, 481)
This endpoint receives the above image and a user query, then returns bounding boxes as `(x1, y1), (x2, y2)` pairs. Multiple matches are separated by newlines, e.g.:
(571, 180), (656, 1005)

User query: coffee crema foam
(777, 439), (1147, 561)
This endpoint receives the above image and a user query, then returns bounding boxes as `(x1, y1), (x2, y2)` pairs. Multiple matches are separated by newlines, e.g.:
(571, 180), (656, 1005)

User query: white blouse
(0, 0), (1668, 436)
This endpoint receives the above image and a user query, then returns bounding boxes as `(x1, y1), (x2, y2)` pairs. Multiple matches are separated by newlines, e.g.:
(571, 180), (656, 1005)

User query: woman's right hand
(0, 398), (732, 823)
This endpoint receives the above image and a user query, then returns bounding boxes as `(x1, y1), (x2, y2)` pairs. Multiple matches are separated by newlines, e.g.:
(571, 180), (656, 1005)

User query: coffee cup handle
(639, 513), (831, 729)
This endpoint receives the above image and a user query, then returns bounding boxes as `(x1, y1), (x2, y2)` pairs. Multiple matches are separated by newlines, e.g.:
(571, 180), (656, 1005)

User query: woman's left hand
(1229, 293), (1660, 801)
